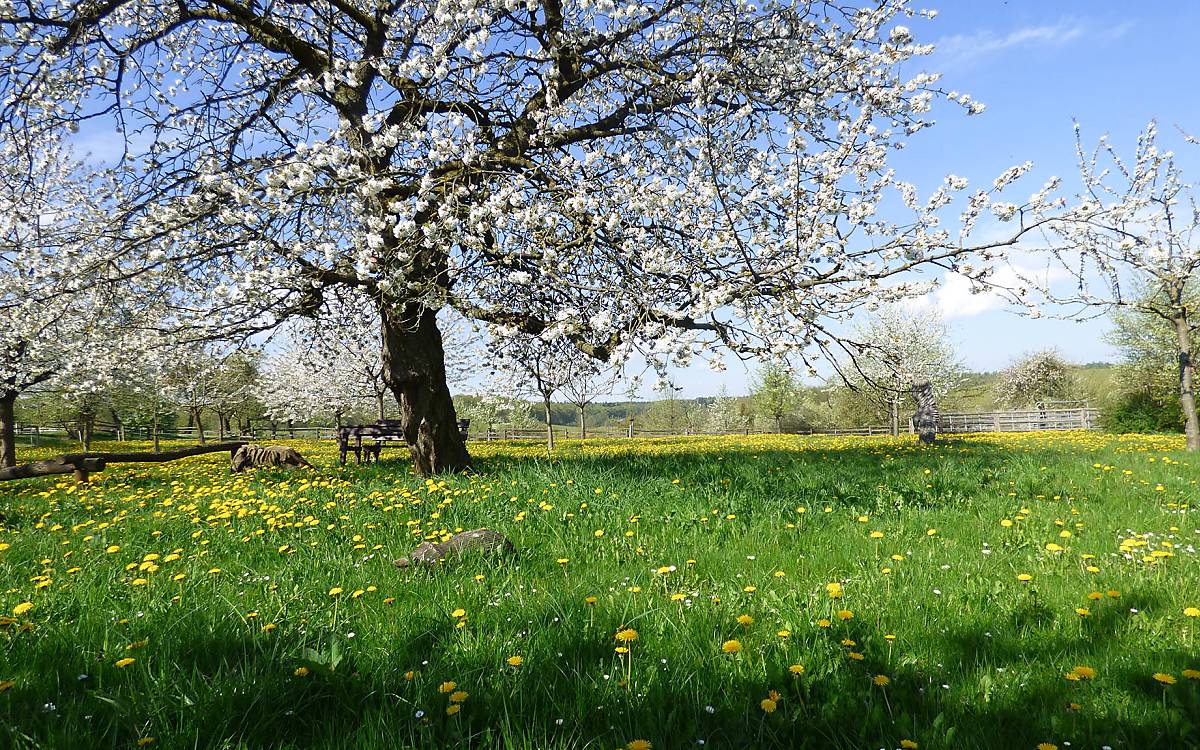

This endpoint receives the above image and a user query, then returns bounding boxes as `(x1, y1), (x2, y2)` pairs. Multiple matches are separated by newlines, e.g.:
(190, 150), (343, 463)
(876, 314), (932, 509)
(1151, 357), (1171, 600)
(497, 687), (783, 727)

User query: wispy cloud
(933, 20), (1131, 69)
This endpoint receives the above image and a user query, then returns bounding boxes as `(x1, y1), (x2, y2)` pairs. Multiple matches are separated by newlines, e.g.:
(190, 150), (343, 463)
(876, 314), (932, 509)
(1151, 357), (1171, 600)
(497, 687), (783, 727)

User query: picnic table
(335, 419), (470, 464)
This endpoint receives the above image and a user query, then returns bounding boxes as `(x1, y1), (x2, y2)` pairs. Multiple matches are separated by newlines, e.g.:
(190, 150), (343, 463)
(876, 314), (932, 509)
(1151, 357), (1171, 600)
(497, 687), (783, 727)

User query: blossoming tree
(1, 0), (1072, 473)
(1013, 124), (1200, 449)
(842, 305), (963, 435)
(0, 128), (122, 466)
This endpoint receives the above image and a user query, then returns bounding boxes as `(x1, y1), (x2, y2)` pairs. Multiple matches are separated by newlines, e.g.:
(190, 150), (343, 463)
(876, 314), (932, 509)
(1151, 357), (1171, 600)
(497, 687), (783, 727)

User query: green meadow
(1, 431), (1198, 749)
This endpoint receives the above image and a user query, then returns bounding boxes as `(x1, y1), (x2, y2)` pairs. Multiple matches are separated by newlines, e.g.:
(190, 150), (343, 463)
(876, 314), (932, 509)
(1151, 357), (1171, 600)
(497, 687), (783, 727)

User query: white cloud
(906, 263), (1068, 320)
(933, 20), (1130, 69)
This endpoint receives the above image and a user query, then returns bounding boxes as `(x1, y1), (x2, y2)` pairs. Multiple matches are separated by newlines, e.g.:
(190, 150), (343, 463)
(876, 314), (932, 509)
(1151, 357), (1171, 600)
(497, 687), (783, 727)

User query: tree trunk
(376, 392), (386, 421)
(544, 397), (555, 450)
(0, 392), (16, 468)
(81, 413), (92, 452)
(217, 414), (226, 442)
(381, 304), (471, 476)
(192, 408), (206, 444)
(579, 404), (586, 439)
(890, 396), (900, 437)
(1174, 315), (1200, 451)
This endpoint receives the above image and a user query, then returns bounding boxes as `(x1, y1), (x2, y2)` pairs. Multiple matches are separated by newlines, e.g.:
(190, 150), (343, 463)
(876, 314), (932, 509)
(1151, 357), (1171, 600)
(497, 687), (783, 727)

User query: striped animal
(230, 444), (315, 472)
(394, 528), (515, 569)
(911, 380), (941, 444)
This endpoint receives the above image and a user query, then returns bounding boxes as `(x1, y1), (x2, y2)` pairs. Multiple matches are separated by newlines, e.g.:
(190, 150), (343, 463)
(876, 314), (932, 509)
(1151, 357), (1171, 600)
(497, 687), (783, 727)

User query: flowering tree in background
(706, 385), (744, 433)
(0, 129), (121, 465)
(844, 306), (963, 435)
(994, 350), (1076, 409)
(1015, 124), (1200, 449)
(0, 1), (1080, 473)
(750, 361), (799, 434)
(488, 335), (588, 449)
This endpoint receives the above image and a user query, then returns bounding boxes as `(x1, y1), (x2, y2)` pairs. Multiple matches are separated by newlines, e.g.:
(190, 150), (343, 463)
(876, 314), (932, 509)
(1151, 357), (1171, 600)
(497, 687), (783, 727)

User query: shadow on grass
(4, 598), (1199, 750)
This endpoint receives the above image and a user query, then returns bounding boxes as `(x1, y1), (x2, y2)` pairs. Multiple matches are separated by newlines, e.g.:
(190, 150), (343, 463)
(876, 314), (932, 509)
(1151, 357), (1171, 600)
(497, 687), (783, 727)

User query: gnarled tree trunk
(0, 392), (16, 468)
(1173, 314), (1200, 451)
(381, 304), (471, 476)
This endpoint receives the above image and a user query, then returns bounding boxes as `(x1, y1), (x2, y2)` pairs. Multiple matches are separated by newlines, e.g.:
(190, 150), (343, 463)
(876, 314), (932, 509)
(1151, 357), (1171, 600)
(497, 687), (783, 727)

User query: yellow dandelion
(722, 639), (742, 654)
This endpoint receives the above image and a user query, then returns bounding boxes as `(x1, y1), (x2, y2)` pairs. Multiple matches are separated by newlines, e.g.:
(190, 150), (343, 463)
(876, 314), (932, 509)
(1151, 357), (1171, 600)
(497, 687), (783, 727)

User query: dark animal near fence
(394, 528), (515, 569)
(230, 444), (315, 472)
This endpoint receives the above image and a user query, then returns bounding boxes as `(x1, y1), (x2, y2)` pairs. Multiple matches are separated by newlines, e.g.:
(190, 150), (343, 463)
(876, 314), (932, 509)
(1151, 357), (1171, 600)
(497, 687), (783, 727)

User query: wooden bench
(335, 419), (470, 465)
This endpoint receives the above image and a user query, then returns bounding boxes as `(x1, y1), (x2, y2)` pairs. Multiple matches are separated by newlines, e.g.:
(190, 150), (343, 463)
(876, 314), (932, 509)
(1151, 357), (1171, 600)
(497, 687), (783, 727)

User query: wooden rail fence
(14, 407), (1101, 451)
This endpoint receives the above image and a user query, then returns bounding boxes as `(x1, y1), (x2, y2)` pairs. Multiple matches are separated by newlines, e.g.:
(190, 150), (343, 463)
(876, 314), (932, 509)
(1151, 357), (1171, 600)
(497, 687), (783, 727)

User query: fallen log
(0, 458), (106, 482)
(0, 441), (247, 483)
(58, 441), (247, 465)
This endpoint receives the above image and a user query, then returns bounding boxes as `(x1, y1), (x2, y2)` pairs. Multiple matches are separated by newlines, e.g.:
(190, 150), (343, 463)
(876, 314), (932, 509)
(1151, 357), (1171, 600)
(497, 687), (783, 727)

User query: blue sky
(66, 2), (1200, 399)
(657, 1), (1200, 398)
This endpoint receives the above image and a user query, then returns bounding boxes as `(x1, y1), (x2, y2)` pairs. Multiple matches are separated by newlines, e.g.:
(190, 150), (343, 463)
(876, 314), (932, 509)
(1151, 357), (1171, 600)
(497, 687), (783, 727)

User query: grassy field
(1, 432), (1199, 749)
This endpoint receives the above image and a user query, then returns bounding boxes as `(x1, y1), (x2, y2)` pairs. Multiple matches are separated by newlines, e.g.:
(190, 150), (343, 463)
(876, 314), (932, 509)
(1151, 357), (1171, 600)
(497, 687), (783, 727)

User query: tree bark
(192, 408), (206, 444)
(0, 392), (16, 468)
(578, 404), (587, 439)
(544, 397), (555, 450)
(1174, 315), (1200, 451)
(381, 304), (471, 476)
(890, 396), (900, 437)
(376, 392), (386, 421)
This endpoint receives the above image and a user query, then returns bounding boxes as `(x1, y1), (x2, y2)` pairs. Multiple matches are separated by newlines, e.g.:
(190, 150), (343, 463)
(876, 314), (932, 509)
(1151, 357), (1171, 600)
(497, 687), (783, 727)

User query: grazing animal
(394, 529), (515, 569)
(230, 444), (315, 472)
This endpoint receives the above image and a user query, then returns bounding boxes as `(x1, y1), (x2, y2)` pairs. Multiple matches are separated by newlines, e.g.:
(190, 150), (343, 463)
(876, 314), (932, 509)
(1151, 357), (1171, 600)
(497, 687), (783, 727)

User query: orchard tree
(845, 305), (963, 435)
(751, 360), (799, 433)
(994, 349), (1076, 409)
(706, 385), (742, 433)
(1016, 124), (1200, 449)
(489, 334), (584, 449)
(558, 359), (619, 439)
(1, 1), (1080, 474)
(0, 128), (120, 466)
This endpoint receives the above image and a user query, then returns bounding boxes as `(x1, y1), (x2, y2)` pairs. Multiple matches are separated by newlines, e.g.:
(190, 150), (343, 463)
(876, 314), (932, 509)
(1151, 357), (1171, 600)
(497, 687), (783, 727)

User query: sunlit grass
(1, 431), (1199, 748)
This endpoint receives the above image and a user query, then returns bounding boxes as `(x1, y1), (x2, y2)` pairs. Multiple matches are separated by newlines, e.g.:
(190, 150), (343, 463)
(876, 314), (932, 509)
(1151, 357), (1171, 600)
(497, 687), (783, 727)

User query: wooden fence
(14, 406), (1101, 448)
(936, 407), (1100, 434)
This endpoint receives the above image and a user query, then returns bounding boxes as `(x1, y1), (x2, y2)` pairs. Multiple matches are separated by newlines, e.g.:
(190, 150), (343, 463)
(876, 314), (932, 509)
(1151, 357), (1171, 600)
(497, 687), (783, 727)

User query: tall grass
(0, 431), (1197, 749)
